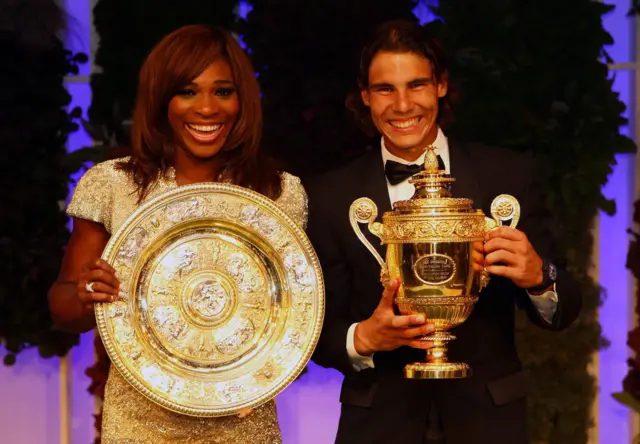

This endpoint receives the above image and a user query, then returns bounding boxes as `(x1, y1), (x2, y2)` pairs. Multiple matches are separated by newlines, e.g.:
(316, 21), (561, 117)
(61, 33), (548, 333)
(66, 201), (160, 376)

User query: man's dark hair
(347, 19), (453, 136)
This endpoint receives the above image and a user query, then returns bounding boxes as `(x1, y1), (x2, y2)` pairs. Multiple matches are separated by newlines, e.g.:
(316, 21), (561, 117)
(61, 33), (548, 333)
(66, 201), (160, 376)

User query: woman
(48, 25), (306, 443)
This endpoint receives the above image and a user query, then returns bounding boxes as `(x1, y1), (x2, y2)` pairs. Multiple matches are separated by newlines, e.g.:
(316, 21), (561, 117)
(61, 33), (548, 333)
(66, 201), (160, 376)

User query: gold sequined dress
(67, 158), (309, 444)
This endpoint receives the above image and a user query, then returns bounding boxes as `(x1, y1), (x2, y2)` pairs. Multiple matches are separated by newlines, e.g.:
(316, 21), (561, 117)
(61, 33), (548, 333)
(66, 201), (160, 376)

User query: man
(306, 19), (581, 444)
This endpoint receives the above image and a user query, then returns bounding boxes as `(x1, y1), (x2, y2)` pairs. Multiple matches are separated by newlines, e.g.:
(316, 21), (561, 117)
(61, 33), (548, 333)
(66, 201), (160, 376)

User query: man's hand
(484, 226), (544, 289)
(472, 240), (485, 273)
(354, 279), (435, 356)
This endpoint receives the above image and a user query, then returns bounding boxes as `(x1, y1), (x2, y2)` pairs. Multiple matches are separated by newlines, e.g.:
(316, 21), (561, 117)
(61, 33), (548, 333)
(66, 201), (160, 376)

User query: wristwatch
(527, 258), (557, 292)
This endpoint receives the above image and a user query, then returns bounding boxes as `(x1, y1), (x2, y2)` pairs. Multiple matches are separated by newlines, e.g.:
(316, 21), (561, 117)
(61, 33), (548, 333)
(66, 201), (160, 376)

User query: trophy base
(403, 361), (471, 379)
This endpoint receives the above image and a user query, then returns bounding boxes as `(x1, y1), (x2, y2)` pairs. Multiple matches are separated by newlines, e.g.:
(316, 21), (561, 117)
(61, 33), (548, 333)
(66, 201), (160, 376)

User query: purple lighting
(413, 0), (441, 25)
(600, 1), (635, 443)
(237, 1), (253, 20)
(63, 0), (99, 443)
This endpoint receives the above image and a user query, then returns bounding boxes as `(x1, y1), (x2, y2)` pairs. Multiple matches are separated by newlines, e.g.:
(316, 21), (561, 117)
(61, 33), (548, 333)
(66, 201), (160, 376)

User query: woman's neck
(172, 152), (225, 186)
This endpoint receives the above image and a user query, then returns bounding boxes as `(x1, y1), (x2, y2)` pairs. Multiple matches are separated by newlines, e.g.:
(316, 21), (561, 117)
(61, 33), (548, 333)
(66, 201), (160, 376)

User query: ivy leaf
(613, 391), (640, 412)
(599, 196), (617, 216)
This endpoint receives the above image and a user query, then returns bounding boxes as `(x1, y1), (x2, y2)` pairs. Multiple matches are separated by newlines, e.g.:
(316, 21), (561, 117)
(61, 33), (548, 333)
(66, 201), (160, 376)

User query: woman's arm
(48, 218), (119, 333)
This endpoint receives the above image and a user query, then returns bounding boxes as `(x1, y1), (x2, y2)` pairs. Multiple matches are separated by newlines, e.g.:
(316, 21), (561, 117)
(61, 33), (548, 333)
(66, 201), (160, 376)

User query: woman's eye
(177, 89), (196, 97)
(216, 88), (236, 97)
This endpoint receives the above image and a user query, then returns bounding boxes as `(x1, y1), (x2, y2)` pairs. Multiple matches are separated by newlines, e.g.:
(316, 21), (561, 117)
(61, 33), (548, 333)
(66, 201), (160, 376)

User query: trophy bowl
(349, 147), (520, 379)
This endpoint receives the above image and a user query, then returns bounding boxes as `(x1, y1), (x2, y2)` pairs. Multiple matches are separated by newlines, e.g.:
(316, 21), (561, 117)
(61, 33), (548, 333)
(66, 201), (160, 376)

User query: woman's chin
(181, 144), (225, 161)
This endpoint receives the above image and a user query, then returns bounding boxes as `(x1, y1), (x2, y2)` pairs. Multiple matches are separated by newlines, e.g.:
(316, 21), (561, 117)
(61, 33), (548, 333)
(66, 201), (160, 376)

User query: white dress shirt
(346, 128), (559, 371)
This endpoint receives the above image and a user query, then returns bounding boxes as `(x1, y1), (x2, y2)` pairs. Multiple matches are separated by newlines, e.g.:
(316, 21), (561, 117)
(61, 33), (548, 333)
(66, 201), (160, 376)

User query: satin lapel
(357, 149), (391, 260)
(448, 139), (486, 210)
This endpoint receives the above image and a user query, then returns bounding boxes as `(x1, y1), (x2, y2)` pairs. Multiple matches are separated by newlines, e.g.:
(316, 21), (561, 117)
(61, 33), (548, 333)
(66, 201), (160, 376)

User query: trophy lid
(392, 146), (475, 212)
(352, 147), (518, 246)
(380, 146), (485, 244)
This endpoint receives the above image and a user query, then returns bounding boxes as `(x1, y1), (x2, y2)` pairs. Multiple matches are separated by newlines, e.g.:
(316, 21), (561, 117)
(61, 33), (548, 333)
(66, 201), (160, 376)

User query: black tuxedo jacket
(305, 140), (581, 444)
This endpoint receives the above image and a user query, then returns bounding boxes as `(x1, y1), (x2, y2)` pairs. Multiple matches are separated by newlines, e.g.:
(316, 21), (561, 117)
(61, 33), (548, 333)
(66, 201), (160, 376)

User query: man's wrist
(527, 257), (557, 293)
(354, 321), (374, 356)
(527, 284), (554, 296)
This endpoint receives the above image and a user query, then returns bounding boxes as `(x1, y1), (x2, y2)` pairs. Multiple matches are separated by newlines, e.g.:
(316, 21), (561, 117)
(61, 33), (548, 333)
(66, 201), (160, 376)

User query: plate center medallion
(183, 272), (237, 327)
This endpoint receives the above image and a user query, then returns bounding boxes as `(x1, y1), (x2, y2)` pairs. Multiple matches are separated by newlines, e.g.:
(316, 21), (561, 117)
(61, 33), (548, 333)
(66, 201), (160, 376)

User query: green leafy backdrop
(2, 1), (634, 443)
(426, 1), (634, 442)
(0, 0), (84, 365)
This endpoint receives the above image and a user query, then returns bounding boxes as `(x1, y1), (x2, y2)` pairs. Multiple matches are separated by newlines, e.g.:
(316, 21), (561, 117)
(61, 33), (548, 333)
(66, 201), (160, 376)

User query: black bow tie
(385, 156), (446, 185)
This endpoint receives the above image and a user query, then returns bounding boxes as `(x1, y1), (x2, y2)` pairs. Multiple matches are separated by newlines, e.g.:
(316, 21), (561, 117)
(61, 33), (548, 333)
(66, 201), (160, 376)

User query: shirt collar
(380, 127), (448, 167)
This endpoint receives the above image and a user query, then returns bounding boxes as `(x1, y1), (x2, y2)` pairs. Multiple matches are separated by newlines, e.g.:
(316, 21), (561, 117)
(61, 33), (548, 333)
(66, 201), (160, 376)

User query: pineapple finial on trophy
(423, 146), (440, 173)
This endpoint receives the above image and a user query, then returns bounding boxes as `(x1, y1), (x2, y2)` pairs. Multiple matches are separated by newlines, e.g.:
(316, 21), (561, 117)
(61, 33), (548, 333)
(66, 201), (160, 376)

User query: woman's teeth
(187, 124), (222, 132)
(185, 123), (223, 142)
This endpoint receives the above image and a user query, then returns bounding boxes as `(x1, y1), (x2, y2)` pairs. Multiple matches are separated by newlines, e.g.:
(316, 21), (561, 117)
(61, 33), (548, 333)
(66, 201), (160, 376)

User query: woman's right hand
(78, 258), (120, 309)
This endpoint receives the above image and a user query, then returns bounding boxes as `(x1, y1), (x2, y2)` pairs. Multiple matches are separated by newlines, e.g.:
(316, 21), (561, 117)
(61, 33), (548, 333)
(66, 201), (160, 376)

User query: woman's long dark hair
(118, 25), (281, 201)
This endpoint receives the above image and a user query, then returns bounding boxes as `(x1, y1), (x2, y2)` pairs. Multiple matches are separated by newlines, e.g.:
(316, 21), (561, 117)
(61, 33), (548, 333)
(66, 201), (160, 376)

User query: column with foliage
(427, 0), (635, 442)
(617, 200), (640, 418)
(0, 0), (84, 365)
(614, 5), (640, 439)
(241, 0), (417, 176)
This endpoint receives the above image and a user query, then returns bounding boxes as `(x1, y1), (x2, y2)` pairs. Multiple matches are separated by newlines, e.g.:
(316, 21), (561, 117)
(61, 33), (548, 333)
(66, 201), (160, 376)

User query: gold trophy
(349, 147), (520, 379)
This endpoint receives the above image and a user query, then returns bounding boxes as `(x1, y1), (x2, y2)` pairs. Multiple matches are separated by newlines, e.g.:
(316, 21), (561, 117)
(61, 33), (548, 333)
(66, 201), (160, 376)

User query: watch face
(548, 263), (557, 281)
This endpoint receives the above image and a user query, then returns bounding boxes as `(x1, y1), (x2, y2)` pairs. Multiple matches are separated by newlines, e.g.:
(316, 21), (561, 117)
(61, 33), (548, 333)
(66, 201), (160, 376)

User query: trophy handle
(349, 198), (386, 270)
(481, 194), (521, 289)
(484, 194), (521, 231)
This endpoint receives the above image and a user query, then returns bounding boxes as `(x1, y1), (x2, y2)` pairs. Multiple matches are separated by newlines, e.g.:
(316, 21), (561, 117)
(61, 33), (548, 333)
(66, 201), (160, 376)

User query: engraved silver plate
(97, 183), (324, 417)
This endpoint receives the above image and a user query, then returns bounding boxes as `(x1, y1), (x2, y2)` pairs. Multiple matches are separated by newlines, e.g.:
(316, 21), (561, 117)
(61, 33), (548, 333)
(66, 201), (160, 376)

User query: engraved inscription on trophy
(413, 254), (457, 285)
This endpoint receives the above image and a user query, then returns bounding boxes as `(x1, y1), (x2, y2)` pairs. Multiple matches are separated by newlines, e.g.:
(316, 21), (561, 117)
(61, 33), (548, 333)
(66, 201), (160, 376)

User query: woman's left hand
(237, 408), (254, 419)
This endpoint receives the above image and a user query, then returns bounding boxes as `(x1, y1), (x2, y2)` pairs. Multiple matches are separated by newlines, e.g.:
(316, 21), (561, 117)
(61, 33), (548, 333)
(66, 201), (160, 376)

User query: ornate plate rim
(96, 182), (325, 417)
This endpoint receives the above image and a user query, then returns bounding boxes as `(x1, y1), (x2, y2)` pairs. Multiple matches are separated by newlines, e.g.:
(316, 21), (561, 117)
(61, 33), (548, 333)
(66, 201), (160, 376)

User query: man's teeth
(187, 124), (221, 132)
(390, 118), (420, 129)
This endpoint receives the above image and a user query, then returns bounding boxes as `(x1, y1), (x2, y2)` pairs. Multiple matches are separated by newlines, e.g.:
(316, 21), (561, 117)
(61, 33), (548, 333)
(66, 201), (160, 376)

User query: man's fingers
(380, 279), (400, 307)
(390, 314), (426, 329)
(486, 265), (515, 280)
(408, 339), (434, 349)
(471, 249), (484, 265)
(402, 323), (435, 338)
(484, 238), (521, 255)
(485, 226), (525, 242)
(485, 250), (518, 267)
(472, 240), (485, 272)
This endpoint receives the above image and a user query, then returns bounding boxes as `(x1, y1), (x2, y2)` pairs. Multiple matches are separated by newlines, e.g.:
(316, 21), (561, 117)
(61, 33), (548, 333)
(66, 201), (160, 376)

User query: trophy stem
(426, 339), (449, 365)
(403, 330), (472, 379)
